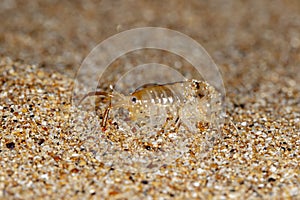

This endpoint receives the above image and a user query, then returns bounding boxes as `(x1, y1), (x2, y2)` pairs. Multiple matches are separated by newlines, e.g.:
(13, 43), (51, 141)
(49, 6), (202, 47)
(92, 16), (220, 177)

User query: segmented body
(132, 81), (188, 105)
(80, 79), (222, 132)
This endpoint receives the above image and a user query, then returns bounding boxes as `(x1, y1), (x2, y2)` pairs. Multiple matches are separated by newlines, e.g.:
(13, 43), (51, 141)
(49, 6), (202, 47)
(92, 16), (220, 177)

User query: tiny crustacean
(79, 79), (222, 132)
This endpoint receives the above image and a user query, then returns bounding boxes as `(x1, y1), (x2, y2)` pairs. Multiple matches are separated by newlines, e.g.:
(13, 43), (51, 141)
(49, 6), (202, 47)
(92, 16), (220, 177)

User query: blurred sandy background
(1, 0), (299, 83)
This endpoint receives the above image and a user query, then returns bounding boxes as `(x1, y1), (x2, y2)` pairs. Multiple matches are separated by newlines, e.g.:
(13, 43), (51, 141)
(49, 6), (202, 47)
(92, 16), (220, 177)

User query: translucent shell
(109, 79), (222, 133)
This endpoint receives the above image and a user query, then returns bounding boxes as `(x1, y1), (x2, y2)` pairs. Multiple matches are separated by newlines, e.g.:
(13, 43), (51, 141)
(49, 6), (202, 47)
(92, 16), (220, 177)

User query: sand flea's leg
(173, 116), (181, 132)
(161, 116), (173, 133)
(161, 109), (181, 133)
(78, 90), (112, 131)
(101, 96), (112, 131)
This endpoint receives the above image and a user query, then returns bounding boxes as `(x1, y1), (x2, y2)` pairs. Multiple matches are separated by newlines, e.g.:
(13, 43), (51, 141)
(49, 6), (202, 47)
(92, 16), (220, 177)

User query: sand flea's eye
(131, 96), (137, 104)
(192, 80), (200, 89)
